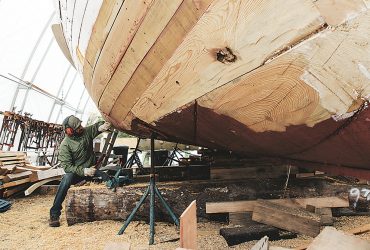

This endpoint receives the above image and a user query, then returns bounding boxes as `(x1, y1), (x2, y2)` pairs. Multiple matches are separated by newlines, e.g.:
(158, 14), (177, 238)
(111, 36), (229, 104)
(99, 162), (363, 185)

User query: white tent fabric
(0, 0), (97, 125)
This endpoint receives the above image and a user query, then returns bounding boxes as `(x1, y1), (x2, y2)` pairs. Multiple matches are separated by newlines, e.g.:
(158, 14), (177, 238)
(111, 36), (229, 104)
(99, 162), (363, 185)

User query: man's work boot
(49, 215), (60, 227)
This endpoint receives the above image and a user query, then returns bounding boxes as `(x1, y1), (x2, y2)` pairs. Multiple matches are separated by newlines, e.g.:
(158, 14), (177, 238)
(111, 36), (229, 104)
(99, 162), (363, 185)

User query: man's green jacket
(58, 121), (104, 176)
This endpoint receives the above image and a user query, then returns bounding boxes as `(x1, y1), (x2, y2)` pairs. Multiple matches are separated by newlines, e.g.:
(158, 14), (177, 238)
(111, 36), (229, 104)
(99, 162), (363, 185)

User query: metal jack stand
(118, 133), (180, 245)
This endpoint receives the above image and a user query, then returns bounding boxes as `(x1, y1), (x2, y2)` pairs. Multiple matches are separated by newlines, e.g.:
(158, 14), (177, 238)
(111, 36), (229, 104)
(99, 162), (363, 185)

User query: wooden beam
(29, 168), (65, 182)
(206, 197), (348, 214)
(0, 177), (31, 189)
(3, 184), (29, 198)
(180, 200), (197, 250)
(252, 200), (321, 237)
(2, 171), (32, 183)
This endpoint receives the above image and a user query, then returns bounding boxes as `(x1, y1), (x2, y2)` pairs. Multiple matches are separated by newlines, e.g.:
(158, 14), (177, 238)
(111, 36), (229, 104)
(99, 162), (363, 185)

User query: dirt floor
(1, 194), (370, 250)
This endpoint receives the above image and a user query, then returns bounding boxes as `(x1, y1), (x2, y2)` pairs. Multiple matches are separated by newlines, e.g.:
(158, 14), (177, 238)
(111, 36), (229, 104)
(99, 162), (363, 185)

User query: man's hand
(83, 167), (96, 177)
(98, 122), (112, 132)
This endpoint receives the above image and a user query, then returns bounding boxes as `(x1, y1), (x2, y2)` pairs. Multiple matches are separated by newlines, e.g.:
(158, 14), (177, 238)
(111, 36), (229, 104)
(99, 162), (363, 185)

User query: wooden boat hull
(55, 0), (370, 177)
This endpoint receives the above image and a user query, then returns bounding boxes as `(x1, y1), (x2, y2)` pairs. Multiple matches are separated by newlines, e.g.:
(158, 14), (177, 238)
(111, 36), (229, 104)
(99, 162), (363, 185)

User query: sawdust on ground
(1, 194), (370, 250)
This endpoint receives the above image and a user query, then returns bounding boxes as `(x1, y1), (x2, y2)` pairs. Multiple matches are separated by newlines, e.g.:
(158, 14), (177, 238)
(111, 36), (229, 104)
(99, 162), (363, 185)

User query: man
(49, 115), (111, 227)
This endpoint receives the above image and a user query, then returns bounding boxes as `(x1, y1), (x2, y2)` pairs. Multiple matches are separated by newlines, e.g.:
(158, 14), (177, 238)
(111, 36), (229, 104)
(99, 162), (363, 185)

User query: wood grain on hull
(56, 0), (370, 171)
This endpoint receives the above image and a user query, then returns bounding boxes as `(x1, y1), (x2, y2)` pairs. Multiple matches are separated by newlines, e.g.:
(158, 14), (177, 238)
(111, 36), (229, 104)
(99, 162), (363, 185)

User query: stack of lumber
(0, 151), (64, 198)
(206, 196), (350, 246)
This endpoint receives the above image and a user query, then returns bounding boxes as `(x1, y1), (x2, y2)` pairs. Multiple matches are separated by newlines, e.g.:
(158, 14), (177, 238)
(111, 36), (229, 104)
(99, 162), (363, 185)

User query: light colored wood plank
(70, 0), (88, 71)
(314, 0), (367, 26)
(251, 236), (269, 250)
(89, 0), (154, 102)
(109, 0), (215, 124)
(252, 200), (321, 237)
(51, 24), (76, 67)
(306, 227), (370, 250)
(24, 176), (61, 196)
(24, 164), (51, 171)
(29, 168), (65, 182)
(78, 0), (104, 57)
(206, 197), (348, 214)
(0, 178), (31, 189)
(180, 200), (197, 250)
(3, 171), (32, 183)
(130, 0), (324, 125)
(98, 0), (184, 114)
(3, 184), (29, 198)
(83, 0), (125, 92)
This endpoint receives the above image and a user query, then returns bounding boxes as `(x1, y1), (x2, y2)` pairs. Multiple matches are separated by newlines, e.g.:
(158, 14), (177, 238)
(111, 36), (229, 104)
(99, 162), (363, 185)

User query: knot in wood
(216, 47), (237, 64)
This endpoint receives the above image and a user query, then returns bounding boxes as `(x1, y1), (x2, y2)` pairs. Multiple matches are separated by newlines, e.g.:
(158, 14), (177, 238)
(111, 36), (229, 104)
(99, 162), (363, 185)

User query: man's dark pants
(50, 172), (85, 217)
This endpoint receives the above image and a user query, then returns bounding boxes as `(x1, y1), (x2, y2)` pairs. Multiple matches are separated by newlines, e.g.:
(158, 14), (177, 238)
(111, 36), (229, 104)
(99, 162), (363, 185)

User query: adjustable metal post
(117, 133), (179, 245)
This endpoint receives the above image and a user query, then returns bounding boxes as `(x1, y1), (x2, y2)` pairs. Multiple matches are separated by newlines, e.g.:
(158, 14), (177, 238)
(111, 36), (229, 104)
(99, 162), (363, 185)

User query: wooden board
(24, 176), (61, 196)
(0, 178), (31, 189)
(29, 168), (65, 182)
(109, 0), (215, 124)
(3, 184), (29, 198)
(251, 236), (269, 250)
(98, 0), (183, 113)
(252, 200), (321, 237)
(206, 197), (349, 214)
(306, 227), (370, 250)
(3, 171), (32, 183)
(180, 200), (197, 250)
(51, 23), (76, 68)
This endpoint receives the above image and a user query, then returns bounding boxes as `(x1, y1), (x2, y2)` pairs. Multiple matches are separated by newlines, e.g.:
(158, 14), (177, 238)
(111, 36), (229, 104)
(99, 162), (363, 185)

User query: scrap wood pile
(206, 196), (370, 248)
(0, 151), (64, 198)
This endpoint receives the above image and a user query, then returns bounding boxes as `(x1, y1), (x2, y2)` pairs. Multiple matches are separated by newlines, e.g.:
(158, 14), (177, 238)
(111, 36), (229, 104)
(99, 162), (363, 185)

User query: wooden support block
(180, 200), (197, 250)
(305, 205), (333, 226)
(206, 197), (348, 214)
(220, 222), (296, 246)
(228, 212), (252, 226)
(29, 168), (65, 182)
(332, 207), (370, 217)
(306, 227), (370, 250)
(316, 207), (333, 226)
(252, 200), (321, 237)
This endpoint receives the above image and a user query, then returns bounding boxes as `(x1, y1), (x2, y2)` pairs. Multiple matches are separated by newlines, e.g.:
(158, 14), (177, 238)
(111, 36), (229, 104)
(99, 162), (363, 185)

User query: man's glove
(83, 167), (96, 177)
(98, 122), (112, 132)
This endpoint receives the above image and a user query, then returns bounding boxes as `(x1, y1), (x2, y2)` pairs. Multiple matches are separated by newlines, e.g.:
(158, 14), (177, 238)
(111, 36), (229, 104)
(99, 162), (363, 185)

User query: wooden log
(252, 200), (321, 237)
(65, 178), (352, 225)
(206, 196), (349, 214)
(180, 200), (197, 250)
